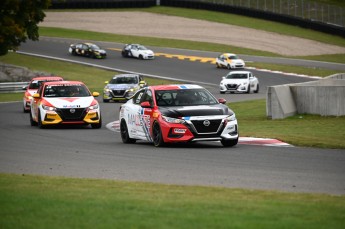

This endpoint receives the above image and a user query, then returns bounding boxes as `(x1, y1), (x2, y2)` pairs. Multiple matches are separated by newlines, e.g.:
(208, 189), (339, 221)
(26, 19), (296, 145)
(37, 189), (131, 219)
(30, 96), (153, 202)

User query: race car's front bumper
(41, 110), (101, 125)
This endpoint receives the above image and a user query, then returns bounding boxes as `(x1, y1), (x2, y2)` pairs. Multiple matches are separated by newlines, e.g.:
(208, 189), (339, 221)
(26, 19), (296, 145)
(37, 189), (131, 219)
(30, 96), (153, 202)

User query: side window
(132, 89), (145, 105)
(142, 89), (153, 107)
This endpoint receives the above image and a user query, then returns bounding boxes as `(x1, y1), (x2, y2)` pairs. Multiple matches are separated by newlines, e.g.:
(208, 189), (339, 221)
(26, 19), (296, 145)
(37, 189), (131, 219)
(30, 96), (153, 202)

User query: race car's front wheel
(152, 122), (165, 147)
(91, 117), (102, 129)
(221, 138), (238, 147)
(37, 110), (45, 129)
(30, 111), (37, 126)
(120, 120), (136, 143)
(254, 84), (259, 93)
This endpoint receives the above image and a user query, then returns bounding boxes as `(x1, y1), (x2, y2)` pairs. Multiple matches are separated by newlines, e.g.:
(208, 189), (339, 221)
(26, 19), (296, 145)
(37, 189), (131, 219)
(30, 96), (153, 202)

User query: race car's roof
(31, 76), (63, 81)
(149, 84), (204, 91)
(42, 80), (85, 86)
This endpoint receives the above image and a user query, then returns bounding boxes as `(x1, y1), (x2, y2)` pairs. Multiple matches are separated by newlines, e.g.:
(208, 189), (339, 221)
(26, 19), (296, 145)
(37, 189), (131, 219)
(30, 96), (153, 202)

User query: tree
(0, 0), (51, 56)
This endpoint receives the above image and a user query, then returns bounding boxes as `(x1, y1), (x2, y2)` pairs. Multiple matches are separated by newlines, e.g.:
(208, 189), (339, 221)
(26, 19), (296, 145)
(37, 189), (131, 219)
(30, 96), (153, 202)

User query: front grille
(111, 89), (126, 97)
(190, 119), (222, 134)
(226, 84), (238, 89)
(56, 108), (86, 121)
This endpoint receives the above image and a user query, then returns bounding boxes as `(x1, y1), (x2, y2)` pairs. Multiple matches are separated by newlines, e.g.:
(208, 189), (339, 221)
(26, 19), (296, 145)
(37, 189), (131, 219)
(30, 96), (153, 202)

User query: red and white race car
(119, 84), (238, 147)
(22, 76), (63, 112)
(30, 81), (101, 129)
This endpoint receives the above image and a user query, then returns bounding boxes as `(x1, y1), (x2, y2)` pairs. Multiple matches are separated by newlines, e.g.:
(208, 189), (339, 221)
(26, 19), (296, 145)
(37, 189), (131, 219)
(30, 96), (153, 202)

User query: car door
(31, 83), (44, 121)
(130, 45), (139, 58)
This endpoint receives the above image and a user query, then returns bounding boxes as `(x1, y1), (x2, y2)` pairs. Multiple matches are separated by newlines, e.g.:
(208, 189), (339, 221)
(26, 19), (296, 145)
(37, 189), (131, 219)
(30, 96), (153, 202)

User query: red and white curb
(106, 121), (293, 147)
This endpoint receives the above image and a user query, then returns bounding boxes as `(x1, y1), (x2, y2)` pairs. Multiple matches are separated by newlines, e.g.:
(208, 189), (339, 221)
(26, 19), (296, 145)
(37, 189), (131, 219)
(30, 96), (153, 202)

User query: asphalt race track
(0, 37), (344, 195)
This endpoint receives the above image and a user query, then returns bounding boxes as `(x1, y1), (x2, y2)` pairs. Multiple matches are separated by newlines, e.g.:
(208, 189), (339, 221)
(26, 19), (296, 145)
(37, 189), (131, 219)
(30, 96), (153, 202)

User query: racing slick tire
(37, 110), (46, 129)
(103, 98), (110, 103)
(139, 55), (144, 60)
(254, 84), (259, 93)
(246, 85), (251, 94)
(227, 64), (232, 70)
(91, 117), (102, 129)
(120, 120), (136, 143)
(220, 91), (225, 94)
(30, 111), (37, 126)
(221, 138), (238, 147)
(152, 122), (165, 147)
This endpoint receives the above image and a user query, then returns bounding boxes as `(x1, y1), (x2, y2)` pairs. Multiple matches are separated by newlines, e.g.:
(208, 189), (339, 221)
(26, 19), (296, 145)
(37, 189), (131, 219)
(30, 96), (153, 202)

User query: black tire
(152, 122), (165, 147)
(103, 99), (109, 103)
(23, 107), (29, 113)
(139, 55), (144, 60)
(216, 63), (220, 68)
(91, 117), (102, 129)
(121, 51), (126, 57)
(120, 120), (136, 144)
(37, 110), (45, 129)
(220, 91), (225, 94)
(227, 64), (231, 70)
(30, 111), (37, 126)
(254, 84), (259, 93)
(246, 85), (251, 94)
(221, 138), (238, 147)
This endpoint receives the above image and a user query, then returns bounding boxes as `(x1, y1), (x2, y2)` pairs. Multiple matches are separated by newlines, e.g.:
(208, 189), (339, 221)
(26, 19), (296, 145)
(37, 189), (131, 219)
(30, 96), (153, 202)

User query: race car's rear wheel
(30, 111), (37, 126)
(221, 138), (238, 147)
(120, 120), (136, 143)
(152, 122), (165, 147)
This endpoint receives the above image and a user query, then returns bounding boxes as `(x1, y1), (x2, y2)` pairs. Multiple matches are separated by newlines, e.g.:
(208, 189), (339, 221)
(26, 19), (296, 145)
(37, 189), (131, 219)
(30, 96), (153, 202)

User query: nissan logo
(70, 108), (75, 114)
(203, 120), (210, 126)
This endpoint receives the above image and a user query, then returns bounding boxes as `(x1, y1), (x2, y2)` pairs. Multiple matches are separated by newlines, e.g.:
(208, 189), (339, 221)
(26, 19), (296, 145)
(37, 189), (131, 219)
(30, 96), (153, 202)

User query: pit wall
(266, 74), (345, 119)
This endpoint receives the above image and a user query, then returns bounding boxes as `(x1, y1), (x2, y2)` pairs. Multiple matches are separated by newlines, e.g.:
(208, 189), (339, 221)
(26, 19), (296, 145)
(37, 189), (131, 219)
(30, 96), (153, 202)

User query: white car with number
(30, 81), (102, 129)
(216, 53), (245, 69)
(121, 44), (155, 60)
(219, 71), (259, 94)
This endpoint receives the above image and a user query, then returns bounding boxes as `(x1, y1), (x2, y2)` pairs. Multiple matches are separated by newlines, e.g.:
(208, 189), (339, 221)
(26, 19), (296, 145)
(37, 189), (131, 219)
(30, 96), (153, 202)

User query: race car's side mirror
(92, 92), (100, 97)
(104, 81), (109, 84)
(140, 101), (152, 108)
(218, 98), (226, 104)
(33, 93), (40, 98)
(139, 81), (146, 87)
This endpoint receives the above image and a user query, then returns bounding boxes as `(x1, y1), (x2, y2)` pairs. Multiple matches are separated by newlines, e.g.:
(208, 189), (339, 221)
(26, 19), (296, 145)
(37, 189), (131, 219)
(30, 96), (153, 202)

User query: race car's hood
(158, 104), (232, 118)
(222, 78), (248, 84)
(230, 59), (244, 64)
(42, 97), (95, 108)
(108, 84), (136, 90)
(141, 50), (154, 55)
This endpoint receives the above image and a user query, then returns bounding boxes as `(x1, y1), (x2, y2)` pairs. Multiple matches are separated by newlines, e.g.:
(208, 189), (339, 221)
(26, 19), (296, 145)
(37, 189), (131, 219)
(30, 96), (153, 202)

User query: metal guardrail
(0, 82), (28, 93)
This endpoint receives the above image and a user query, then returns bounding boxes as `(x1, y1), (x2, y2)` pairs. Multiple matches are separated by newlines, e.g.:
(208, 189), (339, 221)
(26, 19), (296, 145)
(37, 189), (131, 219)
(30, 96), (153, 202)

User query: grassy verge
(1, 53), (344, 148)
(1, 173), (344, 229)
(231, 99), (345, 148)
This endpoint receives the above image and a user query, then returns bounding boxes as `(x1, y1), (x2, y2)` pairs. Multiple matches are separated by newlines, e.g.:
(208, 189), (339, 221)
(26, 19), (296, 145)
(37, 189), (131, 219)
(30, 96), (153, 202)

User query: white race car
(30, 81), (102, 129)
(121, 44), (155, 60)
(219, 71), (259, 94)
(216, 53), (245, 69)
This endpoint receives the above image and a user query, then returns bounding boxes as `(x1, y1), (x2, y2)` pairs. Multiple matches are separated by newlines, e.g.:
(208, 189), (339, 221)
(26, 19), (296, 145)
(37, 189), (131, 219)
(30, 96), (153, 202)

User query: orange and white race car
(29, 81), (101, 129)
(215, 53), (245, 69)
(22, 76), (63, 112)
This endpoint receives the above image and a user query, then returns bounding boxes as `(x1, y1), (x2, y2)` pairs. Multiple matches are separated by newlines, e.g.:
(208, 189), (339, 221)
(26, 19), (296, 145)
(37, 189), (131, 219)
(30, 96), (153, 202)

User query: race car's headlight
(42, 104), (56, 111)
(88, 104), (99, 111)
(225, 113), (236, 122)
(162, 116), (186, 124)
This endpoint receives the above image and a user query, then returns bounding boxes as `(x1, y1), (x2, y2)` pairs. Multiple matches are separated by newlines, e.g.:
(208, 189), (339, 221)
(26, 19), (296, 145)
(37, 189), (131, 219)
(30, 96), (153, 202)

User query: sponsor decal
(63, 104), (81, 108)
(173, 128), (186, 134)
(60, 98), (80, 103)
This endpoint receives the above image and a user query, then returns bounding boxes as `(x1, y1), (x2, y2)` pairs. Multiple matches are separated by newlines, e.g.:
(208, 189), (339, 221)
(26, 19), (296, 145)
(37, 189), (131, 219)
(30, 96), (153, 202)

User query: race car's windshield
(43, 84), (91, 97)
(155, 89), (218, 106)
(226, 73), (248, 79)
(228, 55), (239, 60)
(28, 80), (43, 89)
(90, 44), (101, 50)
(138, 45), (148, 50)
(110, 77), (138, 84)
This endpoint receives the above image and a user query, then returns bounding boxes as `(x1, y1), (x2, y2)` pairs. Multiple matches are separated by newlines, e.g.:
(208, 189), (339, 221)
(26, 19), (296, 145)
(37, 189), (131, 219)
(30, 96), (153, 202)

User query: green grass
(1, 173), (344, 229)
(231, 99), (345, 148)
